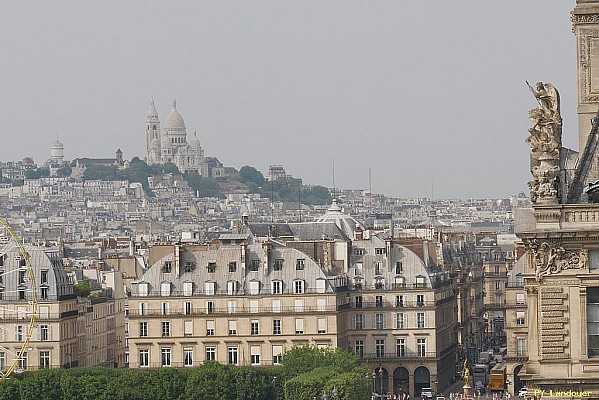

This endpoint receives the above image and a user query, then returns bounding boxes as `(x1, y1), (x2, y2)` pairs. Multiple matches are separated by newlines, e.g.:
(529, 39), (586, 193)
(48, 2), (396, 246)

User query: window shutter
(317, 298), (326, 311)
(250, 300), (259, 313)
(318, 318), (326, 333)
(184, 320), (193, 335)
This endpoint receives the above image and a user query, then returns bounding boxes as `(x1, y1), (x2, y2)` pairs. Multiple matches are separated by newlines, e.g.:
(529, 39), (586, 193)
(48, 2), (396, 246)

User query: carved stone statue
(526, 81), (562, 204)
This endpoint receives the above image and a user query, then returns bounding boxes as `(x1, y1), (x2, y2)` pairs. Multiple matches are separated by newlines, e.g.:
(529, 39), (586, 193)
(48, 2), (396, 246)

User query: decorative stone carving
(572, 13), (599, 25)
(527, 240), (587, 281)
(526, 81), (562, 204)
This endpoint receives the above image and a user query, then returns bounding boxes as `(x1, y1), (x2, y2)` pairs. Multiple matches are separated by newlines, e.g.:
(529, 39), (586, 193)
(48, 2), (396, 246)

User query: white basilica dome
(164, 98), (186, 131)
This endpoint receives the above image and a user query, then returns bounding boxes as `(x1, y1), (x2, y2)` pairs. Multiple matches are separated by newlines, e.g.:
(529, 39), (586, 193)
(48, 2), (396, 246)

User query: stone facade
(0, 243), (125, 373)
(515, 206), (599, 395)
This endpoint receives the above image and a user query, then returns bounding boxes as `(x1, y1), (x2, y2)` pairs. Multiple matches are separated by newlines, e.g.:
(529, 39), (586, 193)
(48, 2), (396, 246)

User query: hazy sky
(0, 1), (577, 199)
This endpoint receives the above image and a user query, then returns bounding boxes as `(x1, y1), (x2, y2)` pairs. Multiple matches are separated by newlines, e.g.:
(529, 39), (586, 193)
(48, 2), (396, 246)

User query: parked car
(519, 387), (528, 398)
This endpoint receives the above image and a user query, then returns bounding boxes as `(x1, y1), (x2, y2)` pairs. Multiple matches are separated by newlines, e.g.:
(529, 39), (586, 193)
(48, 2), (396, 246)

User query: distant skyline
(0, 1), (576, 198)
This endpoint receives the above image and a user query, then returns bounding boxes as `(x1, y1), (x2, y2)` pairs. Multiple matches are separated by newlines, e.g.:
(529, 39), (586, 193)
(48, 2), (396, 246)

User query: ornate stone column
(526, 285), (541, 374)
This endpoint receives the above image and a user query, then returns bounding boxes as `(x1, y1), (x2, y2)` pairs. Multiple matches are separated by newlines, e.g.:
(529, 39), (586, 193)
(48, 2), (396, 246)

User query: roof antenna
(369, 165), (372, 216)
(332, 156), (336, 202)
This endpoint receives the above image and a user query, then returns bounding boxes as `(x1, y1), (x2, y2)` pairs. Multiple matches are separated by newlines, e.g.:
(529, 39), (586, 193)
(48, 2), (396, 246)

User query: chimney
(354, 226), (363, 241)
(263, 240), (271, 273)
(240, 241), (248, 273)
(174, 243), (181, 277)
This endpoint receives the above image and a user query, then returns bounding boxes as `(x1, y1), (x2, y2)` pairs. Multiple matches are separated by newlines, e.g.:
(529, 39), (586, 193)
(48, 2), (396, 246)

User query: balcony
(339, 300), (436, 311)
(350, 280), (452, 292)
(504, 301), (527, 309)
(131, 287), (342, 298)
(128, 304), (339, 317)
(360, 352), (438, 362)
(0, 309), (79, 321)
(484, 272), (508, 278)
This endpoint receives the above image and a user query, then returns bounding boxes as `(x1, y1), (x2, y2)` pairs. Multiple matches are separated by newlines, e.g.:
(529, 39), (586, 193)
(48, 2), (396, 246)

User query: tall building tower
(573, 1), (599, 184)
(50, 138), (64, 165)
(146, 100), (161, 164)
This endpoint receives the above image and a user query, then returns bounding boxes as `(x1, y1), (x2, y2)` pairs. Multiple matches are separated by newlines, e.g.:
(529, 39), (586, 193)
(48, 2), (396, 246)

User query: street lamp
(332, 386), (338, 399)
(372, 371), (377, 398)
(378, 368), (384, 397)
(322, 391), (329, 400)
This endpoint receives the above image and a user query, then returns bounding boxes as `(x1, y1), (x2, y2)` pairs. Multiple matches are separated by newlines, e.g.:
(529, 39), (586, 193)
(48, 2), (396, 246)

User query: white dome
(164, 98), (186, 130)
(315, 199), (364, 238)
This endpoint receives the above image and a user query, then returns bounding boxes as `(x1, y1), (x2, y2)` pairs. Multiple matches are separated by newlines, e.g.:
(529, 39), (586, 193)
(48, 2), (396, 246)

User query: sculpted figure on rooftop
(526, 81), (562, 204)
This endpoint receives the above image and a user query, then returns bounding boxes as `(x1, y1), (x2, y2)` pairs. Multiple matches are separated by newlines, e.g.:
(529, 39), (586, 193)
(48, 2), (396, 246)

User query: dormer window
(296, 259), (305, 271)
(18, 270), (26, 285)
(138, 282), (149, 297)
(160, 282), (171, 297)
(227, 280), (239, 295)
(395, 262), (403, 274)
(15, 255), (26, 268)
(183, 281), (193, 296)
(250, 260), (260, 272)
(162, 261), (172, 273)
(375, 248), (385, 255)
(294, 280), (305, 294)
(184, 262), (195, 273)
(273, 259), (284, 271)
(355, 249), (364, 256)
(207, 262), (217, 273)
(374, 262), (383, 275)
(40, 270), (48, 285)
(228, 262), (237, 272)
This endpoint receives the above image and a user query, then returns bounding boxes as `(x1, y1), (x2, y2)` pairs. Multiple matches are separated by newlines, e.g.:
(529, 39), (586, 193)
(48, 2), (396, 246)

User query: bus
(472, 364), (488, 387)
(488, 364), (507, 392)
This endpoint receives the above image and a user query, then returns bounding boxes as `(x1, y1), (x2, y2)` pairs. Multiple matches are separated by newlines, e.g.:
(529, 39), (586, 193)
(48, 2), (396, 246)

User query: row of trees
(0, 347), (369, 400)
